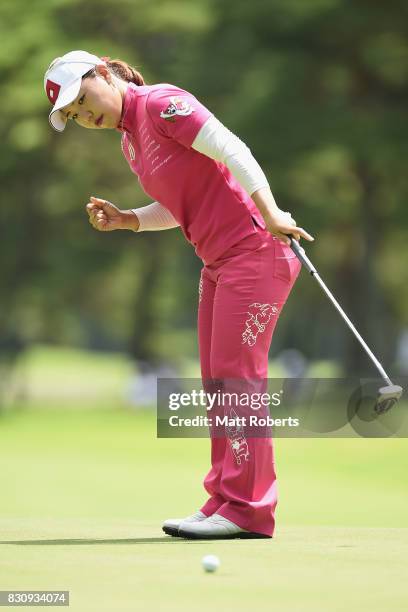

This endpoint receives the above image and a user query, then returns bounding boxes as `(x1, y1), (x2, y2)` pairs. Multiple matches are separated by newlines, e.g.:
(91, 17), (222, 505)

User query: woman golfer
(44, 50), (313, 539)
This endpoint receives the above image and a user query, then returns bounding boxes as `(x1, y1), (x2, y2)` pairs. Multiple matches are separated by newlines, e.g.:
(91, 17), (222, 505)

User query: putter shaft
(289, 237), (393, 386)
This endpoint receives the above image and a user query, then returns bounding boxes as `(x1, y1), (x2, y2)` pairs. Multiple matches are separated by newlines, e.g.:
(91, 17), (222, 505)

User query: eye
(70, 94), (85, 121)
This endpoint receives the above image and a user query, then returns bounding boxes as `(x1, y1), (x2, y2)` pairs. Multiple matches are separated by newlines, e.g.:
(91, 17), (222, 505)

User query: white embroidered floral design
(241, 302), (279, 347)
(225, 408), (250, 465)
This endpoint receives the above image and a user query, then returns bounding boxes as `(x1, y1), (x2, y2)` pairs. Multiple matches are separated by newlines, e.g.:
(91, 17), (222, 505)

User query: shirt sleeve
(191, 115), (270, 197)
(146, 87), (213, 148)
(131, 202), (180, 232)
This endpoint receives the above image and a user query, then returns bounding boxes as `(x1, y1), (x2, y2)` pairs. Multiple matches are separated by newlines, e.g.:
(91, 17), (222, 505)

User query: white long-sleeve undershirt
(131, 115), (269, 232)
(192, 115), (269, 196)
(131, 200), (179, 232)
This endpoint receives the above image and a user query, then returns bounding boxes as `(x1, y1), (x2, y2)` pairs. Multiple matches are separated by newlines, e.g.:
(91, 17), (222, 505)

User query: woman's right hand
(86, 196), (140, 232)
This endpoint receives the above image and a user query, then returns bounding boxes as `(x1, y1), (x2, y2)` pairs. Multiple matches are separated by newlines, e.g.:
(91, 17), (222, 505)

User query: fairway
(1, 407), (407, 611)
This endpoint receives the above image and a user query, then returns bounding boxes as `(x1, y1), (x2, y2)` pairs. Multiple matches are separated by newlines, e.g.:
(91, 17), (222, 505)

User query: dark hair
(83, 58), (145, 86)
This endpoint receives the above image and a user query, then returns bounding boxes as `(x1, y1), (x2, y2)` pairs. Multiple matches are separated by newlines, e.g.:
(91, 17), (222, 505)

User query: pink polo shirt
(118, 82), (266, 265)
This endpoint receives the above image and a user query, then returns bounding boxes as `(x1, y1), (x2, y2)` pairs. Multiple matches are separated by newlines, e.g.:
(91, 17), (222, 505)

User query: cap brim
(48, 78), (82, 132)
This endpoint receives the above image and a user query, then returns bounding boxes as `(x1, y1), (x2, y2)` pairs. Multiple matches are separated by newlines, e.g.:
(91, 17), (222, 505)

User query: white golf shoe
(162, 510), (207, 537)
(178, 513), (271, 539)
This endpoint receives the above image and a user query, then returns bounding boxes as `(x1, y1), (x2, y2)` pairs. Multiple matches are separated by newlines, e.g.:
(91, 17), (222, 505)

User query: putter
(288, 236), (403, 414)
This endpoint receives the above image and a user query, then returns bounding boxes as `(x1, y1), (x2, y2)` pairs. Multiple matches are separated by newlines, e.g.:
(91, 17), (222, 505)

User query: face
(60, 65), (126, 130)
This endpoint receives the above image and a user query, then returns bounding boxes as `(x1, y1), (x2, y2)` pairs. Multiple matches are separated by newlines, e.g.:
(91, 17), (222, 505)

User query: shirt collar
(116, 83), (135, 134)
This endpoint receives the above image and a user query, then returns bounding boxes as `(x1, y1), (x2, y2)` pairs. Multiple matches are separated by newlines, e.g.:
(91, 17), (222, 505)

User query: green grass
(14, 345), (135, 406)
(13, 344), (344, 408)
(1, 406), (408, 611)
(0, 345), (407, 610)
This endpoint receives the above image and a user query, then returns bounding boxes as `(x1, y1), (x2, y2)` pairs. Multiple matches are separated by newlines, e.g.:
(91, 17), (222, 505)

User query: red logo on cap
(46, 79), (61, 104)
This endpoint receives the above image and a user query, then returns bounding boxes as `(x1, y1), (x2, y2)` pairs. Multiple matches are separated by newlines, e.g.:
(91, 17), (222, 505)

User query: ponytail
(101, 56), (145, 86)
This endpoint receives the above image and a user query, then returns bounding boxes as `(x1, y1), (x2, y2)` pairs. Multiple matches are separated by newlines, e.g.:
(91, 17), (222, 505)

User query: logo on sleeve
(160, 96), (195, 122)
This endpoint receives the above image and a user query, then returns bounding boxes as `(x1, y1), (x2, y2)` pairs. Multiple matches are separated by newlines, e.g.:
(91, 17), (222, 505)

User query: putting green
(0, 408), (407, 611)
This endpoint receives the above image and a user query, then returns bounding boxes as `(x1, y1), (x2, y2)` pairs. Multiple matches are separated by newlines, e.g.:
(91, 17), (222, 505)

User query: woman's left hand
(264, 210), (314, 246)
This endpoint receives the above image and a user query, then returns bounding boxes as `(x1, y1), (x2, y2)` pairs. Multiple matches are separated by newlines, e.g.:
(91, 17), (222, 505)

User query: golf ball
(202, 554), (220, 573)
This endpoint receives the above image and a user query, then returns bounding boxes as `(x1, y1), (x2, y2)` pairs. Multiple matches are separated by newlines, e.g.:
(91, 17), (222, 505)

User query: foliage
(0, 0), (407, 377)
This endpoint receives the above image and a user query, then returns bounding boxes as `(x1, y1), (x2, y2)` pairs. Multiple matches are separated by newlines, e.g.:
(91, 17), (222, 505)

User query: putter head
(374, 384), (403, 415)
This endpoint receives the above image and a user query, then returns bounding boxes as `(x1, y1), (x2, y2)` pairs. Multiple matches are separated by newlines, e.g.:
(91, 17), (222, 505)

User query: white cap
(44, 50), (106, 132)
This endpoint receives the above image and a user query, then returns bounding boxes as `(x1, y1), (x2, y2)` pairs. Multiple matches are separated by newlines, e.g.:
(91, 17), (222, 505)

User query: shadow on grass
(0, 537), (199, 545)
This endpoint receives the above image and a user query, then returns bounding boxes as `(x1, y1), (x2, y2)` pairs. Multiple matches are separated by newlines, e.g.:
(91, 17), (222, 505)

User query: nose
(77, 108), (93, 125)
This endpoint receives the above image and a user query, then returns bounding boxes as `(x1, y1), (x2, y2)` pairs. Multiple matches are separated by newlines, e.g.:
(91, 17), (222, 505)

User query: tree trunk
(127, 231), (165, 366)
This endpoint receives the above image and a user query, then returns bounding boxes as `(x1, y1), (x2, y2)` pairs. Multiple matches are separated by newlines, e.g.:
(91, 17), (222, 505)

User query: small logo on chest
(160, 96), (195, 122)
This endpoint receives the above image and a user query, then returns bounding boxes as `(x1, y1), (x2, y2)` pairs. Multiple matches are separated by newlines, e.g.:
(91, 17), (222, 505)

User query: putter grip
(288, 236), (316, 274)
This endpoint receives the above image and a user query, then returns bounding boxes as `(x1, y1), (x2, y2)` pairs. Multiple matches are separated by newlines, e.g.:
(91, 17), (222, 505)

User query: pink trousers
(197, 225), (301, 536)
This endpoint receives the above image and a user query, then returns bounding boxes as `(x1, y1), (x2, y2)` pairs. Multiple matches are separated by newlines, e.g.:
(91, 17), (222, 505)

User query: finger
(294, 227), (314, 242)
(92, 217), (107, 231)
(96, 212), (107, 223)
(91, 196), (111, 205)
(88, 213), (103, 231)
(277, 226), (298, 243)
(86, 204), (99, 218)
(90, 196), (106, 205)
(276, 232), (292, 246)
(86, 203), (104, 220)
(284, 227), (314, 242)
(89, 197), (109, 213)
(91, 197), (120, 217)
(288, 226), (300, 242)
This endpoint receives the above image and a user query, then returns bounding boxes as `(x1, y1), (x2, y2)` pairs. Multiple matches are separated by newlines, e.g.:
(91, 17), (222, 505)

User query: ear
(95, 63), (111, 82)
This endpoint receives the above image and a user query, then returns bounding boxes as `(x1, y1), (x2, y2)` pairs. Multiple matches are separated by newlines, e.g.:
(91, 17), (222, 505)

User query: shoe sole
(178, 529), (271, 540)
(162, 526), (182, 537)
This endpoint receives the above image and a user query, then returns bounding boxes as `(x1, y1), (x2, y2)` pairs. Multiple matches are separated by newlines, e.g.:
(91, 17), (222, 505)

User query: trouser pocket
(272, 240), (300, 283)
